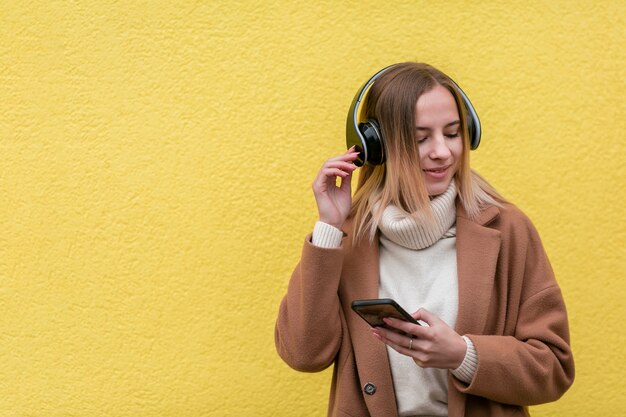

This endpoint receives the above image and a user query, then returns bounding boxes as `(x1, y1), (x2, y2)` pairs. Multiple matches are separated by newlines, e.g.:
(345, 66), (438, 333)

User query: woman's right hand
(312, 147), (360, 229)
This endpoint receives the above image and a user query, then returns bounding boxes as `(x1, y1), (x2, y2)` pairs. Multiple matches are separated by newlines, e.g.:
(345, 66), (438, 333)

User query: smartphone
(351, 298), (420, 335)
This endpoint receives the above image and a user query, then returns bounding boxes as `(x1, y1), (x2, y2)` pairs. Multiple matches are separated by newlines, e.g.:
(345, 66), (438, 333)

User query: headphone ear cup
(358, 119), (385, 165)
(466, 115), (479, 150)
(453, 83), (481, 150)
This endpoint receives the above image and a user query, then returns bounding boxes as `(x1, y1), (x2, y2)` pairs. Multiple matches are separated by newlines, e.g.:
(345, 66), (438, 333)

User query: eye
(445, 131), (460, 139)
(416, 136), (428, 144)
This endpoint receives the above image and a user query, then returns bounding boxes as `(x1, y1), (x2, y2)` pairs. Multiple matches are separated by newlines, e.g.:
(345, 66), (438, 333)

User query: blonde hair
(350, 62), (505, 243)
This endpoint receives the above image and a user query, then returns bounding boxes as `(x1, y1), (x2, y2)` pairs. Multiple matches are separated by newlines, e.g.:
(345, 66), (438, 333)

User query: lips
(423, 165), (451, 180)
(423, 165), (450, 173)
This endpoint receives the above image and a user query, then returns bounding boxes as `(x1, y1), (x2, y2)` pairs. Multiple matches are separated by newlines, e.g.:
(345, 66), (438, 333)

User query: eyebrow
(416, 120), (461, 131)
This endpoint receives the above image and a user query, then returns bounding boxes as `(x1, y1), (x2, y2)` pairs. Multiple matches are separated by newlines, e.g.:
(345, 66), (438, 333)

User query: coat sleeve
(454, 211), (575, 405)
(274, 235), (346, 372)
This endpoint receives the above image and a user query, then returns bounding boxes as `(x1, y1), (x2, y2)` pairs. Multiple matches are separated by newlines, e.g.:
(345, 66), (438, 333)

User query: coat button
(363, 382), (376, 395)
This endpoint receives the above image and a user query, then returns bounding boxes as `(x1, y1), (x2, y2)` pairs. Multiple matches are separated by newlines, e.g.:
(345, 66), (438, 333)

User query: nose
(428, 134), (452, 160)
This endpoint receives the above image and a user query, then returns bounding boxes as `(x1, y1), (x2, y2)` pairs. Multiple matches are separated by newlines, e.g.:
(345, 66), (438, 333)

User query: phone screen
(351, 299), (419, 335)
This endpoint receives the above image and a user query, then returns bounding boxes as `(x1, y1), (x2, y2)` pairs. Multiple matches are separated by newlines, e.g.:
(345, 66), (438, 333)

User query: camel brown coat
(275, 202), (574, 416)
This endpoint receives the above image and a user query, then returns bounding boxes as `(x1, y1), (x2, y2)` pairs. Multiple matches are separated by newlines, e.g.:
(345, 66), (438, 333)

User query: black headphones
(345, 64), (481, 166)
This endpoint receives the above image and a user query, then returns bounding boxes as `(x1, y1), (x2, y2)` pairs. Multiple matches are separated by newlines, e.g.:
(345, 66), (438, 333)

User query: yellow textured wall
(1, 1), (624, 416)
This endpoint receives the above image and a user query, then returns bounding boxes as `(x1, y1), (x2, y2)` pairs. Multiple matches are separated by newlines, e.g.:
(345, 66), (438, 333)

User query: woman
(275, 62), (574, 417)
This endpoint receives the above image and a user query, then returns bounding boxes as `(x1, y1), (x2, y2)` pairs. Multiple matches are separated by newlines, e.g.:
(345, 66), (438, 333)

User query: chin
(427, 183), (451, 197)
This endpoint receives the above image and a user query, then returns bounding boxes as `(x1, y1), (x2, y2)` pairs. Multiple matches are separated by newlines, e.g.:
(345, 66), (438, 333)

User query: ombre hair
(350, 62), (505, 243)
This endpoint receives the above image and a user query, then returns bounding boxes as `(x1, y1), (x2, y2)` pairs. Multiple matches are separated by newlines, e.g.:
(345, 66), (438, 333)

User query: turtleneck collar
(378, 181), (457, 250)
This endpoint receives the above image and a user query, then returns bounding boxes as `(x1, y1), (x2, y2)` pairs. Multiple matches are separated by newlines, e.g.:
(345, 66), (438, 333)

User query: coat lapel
(340, 231), (399, 417)
(455, 204), (502, 336)
(448, 204), (502, 417)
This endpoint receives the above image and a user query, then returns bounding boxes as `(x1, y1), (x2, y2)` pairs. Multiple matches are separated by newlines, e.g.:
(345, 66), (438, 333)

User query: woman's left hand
(371, 308), (467, 369)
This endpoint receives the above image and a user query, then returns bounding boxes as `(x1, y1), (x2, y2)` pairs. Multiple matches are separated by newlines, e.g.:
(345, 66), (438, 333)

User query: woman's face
(414, 85), (464, 196)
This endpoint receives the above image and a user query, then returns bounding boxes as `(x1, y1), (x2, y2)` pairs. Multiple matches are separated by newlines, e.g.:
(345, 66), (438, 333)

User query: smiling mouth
(423, 166), (450, 173)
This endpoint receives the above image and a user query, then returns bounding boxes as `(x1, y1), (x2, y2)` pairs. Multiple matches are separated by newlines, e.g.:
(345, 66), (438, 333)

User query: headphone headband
(346, 64), (481, 166)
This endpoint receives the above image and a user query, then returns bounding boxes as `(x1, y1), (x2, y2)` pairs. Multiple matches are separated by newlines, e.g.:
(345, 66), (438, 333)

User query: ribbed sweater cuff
(312, 221), (343, 248)
(451, 335), (478, 383)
